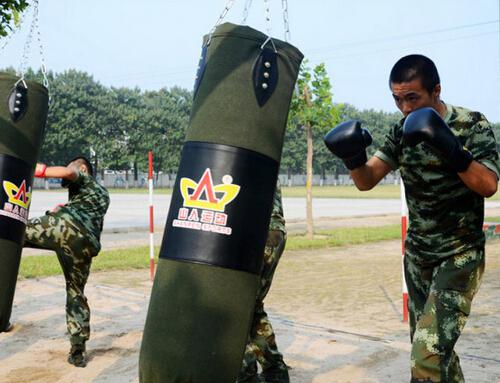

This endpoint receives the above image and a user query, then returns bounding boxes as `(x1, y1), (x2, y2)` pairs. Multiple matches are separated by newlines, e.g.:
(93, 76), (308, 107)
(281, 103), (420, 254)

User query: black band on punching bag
(160, 141), (278, 274)
(0, 154), (33, 243)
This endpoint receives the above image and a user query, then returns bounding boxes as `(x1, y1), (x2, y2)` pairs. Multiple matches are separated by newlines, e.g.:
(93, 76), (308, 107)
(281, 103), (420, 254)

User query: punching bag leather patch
(160, 141), (278, 275)
(252, 47), (278, 107)
(0, 154), (33, 243)
(8, 83), (29, 122)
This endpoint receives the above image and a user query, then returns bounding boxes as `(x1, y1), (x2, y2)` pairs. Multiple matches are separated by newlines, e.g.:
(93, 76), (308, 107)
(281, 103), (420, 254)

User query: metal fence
(33, 171), (401, 189)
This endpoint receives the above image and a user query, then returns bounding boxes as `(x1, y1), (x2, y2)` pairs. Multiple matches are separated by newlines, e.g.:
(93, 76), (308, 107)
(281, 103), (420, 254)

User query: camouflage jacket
(375, 103), (500, 260)
(268, 180), (286, 234)
(56, 172), (110, 247)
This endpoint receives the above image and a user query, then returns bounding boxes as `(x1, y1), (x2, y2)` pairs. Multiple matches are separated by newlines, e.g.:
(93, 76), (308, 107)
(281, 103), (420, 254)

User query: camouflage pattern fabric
(374, 103), (498, 382)
(24, 172), (109, 346)
(238, 181), (288, 382)
(375, 103), (500, 260)
(405, 247), (484, 382)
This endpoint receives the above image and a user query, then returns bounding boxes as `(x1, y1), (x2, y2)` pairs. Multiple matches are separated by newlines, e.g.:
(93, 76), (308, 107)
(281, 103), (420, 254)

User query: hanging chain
(207, 0), (237, 46)
(263, 0), (272, 35)
(241, 0), (253, 24)
(17, 2), (36, 80)
(33, 0), (49, 89)
(17, 0), (49, 91)
(281, 0), (291, 42)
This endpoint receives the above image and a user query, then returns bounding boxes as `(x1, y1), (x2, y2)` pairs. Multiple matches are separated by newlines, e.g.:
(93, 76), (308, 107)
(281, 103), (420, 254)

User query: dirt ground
(1, 239), (499, 382)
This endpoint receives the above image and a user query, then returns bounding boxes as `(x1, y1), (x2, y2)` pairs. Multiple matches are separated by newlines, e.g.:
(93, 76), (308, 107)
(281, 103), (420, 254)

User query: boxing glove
(402, 107), (472, 172)
(323, 120), (373, 170)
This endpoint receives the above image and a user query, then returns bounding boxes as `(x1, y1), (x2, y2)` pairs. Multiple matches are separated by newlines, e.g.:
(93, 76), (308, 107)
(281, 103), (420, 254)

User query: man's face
(390, 78), (440, 117)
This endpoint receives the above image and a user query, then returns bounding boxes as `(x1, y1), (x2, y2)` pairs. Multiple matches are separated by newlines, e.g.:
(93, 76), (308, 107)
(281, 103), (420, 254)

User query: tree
(287, 62), (341, 238)
(0, 0), (28, 37)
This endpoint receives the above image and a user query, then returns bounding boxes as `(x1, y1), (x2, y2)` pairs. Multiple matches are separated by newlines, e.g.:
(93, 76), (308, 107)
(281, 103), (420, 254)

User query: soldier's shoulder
(448, 104), (489, 130)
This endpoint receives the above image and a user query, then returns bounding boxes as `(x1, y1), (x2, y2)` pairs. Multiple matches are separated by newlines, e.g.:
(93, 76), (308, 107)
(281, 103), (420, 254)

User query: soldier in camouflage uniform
(24, 157), (110, 367)
(237, 181), (289, 383)
(324, 55), (499, 382)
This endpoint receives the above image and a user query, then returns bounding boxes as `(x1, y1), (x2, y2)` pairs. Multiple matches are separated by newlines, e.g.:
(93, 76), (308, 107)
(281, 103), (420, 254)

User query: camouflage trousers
(24, 213), (98, 347)
(404, 247), (485, 383)
(238, 230), (288, 381)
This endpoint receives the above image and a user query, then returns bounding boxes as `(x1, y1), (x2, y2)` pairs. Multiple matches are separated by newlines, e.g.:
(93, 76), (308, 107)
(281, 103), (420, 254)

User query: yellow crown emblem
(180, 168), (240, 212)
(3, 180), (31, 209)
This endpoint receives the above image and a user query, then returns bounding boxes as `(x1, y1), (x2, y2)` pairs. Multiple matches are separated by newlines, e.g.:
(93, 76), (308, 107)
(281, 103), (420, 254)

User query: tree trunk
(134, 161), (138, 187)
(304, 86), (314, 239)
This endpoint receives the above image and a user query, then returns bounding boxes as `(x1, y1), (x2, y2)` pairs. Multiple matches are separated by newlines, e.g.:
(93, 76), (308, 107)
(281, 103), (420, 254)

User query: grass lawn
(19, 224), (401, 279)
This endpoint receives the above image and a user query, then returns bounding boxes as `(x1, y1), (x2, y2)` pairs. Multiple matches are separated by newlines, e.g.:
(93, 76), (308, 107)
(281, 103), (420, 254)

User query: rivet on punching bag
(0, 73), (49, 332)
(139, 23), (303, 383)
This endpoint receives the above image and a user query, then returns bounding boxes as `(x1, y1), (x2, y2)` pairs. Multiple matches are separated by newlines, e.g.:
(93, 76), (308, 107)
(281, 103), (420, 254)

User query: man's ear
(433, 84), (441, 100)
(80, 165), (88, 174)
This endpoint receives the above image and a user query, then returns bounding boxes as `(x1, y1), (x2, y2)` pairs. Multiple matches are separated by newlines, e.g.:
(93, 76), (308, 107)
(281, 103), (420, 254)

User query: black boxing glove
(323, 120), (373, 170)
(402, 107), (472, 172)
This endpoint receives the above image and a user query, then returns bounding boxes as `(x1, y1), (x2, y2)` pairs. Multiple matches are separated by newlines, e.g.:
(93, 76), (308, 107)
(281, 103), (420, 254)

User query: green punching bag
(0, 73), (49, 332)
(139, 23), (303, 383)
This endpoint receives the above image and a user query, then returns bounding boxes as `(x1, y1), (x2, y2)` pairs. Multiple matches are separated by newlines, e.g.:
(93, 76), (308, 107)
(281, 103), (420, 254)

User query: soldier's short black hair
(389, 54), (440, 94)
(66, 156), (94, 177)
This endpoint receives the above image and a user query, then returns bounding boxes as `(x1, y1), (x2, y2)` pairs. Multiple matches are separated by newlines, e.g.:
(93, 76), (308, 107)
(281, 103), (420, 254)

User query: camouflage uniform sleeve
(465, 117), (500, 179)
(373, 122), (402, 170)
(267, 179), (286, 234)
(61, 171), (85, 188)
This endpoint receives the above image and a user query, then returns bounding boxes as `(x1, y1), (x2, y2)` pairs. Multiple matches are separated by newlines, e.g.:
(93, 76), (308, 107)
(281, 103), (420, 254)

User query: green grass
(484, 216), (500, 222)
(281, 184), (401, 199)
(286, 224), (401, 250)
(20, 225), (402, 279)
(20, 246), (159, 279)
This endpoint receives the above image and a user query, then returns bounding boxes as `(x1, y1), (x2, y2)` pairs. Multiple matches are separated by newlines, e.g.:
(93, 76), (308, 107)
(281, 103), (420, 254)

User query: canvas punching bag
(0, 73), (49, 332)
(139, 23), (303, 382)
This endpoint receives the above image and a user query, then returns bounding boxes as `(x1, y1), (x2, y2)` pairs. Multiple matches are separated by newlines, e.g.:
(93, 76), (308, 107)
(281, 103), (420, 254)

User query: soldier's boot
(3, 322), (14, 332)
(410, 378), (434, 383)
(261, 363), (290, 383)
(237, 361), (264, 383)
(68, 343), (87, 368)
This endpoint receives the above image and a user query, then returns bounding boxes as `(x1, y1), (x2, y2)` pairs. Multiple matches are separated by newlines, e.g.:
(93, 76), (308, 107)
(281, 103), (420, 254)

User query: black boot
(2, 322), (14, 332)
(68, 343), (87, 368)
(261, 363), (290, 383)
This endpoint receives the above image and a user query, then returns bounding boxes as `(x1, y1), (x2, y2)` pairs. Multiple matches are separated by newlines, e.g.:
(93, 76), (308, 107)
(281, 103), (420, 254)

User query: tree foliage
(4, 67), (495, 177)
(0, 0), (28, 37)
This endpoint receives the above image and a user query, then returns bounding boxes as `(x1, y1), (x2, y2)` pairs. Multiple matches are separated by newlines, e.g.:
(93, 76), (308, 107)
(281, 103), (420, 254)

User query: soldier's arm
(458, 162), (497, 197)
(350, 156), (392, 191)
(35, 163), (78, 181)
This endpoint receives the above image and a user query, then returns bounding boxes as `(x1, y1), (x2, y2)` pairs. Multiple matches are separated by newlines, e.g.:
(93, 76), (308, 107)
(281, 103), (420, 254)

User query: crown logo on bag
(180, 168), (240, 212)
(3, 180), (31, 209)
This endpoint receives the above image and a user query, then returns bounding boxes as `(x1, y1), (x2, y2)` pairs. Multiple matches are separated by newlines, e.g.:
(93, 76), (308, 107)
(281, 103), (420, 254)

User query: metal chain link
(17, 2), (36, 80)
(241, 0), (253, 24)
(281, 0), (291, 42)
(263, 0), (272, 35)
(33, 0), (49, 89)
(17, 0), (49, 92)
(207, 0), (237, 45)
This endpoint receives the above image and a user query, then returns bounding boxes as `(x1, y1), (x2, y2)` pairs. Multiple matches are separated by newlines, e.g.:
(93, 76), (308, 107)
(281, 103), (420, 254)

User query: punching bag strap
(8, 79), (28, 122)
